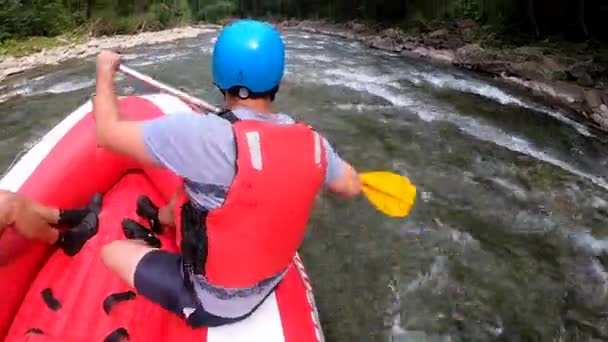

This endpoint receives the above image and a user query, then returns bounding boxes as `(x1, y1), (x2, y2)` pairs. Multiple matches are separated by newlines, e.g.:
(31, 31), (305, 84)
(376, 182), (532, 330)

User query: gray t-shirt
(142, 107), (346, 318)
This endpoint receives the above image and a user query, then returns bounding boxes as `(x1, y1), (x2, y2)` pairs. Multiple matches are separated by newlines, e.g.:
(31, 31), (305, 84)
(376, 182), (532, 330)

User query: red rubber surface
(0, 95), (322, 342)
(5, 172), (207, 342)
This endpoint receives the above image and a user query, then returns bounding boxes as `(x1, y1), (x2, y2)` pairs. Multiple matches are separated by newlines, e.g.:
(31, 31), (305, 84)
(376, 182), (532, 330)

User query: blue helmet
(212, 19), (285, 95)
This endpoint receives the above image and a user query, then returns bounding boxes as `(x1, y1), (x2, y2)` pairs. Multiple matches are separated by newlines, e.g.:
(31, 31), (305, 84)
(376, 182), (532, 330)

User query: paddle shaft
(118, 65), (222, 114)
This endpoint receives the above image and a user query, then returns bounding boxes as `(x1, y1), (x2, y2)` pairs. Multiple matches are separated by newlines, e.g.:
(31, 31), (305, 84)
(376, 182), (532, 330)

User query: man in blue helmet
(95, 19), (361, 327)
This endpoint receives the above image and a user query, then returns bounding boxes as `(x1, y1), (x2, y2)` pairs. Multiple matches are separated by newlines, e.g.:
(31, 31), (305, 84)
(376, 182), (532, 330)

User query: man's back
(142, 107), (347, 211)
(141, 107), (348, 318)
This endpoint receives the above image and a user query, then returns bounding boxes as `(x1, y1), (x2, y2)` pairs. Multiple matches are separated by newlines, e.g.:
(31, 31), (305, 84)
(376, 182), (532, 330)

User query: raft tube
(0, 94), (324, 342)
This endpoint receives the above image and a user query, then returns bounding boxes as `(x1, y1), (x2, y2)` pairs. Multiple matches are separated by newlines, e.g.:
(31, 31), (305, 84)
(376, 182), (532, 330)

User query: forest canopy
(0, 0), (606, 42)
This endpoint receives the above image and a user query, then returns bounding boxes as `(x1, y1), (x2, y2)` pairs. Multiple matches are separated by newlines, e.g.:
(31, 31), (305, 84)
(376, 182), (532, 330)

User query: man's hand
(96, 50), (121, 79)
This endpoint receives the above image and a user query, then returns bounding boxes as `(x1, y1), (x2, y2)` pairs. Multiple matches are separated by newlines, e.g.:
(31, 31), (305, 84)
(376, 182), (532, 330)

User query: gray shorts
(134, 249), (247, 328)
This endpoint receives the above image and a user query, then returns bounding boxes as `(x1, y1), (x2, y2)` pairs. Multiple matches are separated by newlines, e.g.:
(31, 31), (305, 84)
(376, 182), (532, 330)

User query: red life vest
(173, 116), (326, 288)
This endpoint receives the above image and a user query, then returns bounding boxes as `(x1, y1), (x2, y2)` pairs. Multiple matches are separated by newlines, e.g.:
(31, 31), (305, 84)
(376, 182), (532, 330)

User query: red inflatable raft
(0, 94), (324, 342)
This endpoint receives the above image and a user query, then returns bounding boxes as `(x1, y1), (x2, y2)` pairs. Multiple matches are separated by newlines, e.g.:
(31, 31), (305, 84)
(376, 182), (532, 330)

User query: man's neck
(227, 98), (274, 115)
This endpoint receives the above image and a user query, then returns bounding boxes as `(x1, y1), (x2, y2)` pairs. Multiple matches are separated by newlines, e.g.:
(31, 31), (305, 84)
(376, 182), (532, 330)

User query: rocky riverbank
(0, 25), (219, 84)
(277, 19), (608, 134)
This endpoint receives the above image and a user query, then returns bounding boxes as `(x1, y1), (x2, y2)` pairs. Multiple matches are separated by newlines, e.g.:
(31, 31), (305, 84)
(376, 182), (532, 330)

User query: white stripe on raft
(207, 294), (285, 342)
(0, 101), (93, 192)
(295, 253), (325, 342)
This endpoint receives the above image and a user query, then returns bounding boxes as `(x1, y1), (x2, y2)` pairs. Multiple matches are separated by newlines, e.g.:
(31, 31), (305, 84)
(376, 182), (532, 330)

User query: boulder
(568, 60), (606, 87)
(455, 44), (486, 66)
(368, 36), (397, 51)
(585, 89), (603, 110)
(428, 29), (448, 38)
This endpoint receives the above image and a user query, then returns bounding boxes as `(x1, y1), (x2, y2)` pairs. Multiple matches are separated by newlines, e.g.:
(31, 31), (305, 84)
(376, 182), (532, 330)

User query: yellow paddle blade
(360, 171), (417, 218)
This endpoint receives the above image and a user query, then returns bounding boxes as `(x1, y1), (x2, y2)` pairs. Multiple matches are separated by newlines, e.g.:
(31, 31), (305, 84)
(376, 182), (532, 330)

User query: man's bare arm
(327, 161), (362, 198)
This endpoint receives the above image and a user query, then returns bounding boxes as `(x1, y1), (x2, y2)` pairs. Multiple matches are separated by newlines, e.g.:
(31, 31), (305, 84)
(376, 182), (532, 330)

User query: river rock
(429, 29), (448, 39)
(601, 91), (608, 106)
(346, 21), (367, 34)
(591, 112), (608, 130)
(455, 43), (485, 65)
(585, 89), (603, 110)
(461, 27), (476, 43)
(568, 60), (605, 87)
(382, 28), (403, 39)
(513, 46), (545, 61)
(405, 47), (455, 64)
(457, 19), (478, 29)
(368, 36), (398, 51)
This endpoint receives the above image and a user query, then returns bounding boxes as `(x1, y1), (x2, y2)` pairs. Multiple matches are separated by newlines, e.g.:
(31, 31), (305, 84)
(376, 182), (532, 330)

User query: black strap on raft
(27, 328), (44, 335)
(41, 288), (62, 311)
(103, 327), (129, 342)
(103, 291), (137, 315)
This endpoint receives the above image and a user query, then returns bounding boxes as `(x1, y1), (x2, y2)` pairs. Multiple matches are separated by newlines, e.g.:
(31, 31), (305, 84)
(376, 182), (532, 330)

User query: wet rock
(423, 29), (459, 49)
(382, 28), (403, 40)
(513, 46), (546, 61)
(601, 92), (608, 106)
(455, 44), (486, 65)
(461, 27), (476, 43)
(569, 61), (606, 87)
(586, 89), (604, 110)
(591, 112), (608, 130)
(348, 22), (366, 34)
(457, 19), (478, 29)
(429, 29), (448, 39)
(404, 47), (455, 64)
(368, 36), (399, 52)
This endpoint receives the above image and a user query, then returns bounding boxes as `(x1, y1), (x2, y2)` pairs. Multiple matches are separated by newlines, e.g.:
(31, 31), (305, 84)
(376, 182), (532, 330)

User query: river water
(2, 29), (608, 342)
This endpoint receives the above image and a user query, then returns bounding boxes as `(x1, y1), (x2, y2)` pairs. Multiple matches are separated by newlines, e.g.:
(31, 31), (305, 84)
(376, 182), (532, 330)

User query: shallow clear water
(2, 29), (608, 342)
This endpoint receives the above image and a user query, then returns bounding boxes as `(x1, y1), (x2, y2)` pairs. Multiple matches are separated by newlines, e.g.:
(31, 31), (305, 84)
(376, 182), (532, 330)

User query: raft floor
(4, 172), (311, 342)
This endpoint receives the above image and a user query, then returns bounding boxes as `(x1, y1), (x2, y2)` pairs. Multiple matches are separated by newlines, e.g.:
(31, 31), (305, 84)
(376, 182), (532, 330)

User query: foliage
(198, 1), (237, 23)
(0, 34), (86, 57)
(0, 0), (606, 49)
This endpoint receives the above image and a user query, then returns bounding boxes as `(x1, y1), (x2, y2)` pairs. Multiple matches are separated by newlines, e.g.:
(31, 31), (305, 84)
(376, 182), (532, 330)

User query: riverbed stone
(429, 29), (449, 39)
(601, 91), (608, 106)
(368, 36), (397, 51)
(585, 89), (603, 110)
